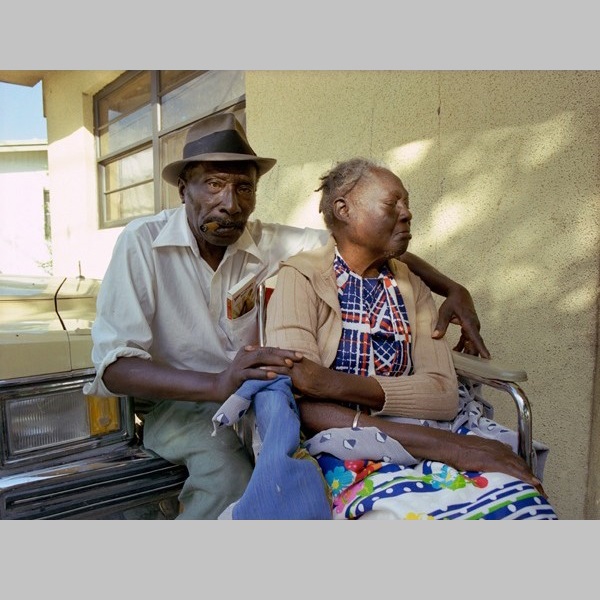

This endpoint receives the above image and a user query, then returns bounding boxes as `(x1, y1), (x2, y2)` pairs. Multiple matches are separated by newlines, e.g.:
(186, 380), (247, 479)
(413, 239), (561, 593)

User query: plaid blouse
(332, 249), (413, 377)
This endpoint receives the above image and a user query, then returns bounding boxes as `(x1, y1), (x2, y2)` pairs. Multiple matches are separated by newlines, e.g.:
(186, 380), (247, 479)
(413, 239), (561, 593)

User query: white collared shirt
(83, 207), (329, 397)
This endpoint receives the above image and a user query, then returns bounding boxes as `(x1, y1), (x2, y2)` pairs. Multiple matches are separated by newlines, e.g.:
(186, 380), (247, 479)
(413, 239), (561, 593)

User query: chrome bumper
(0, 446), (187, 519)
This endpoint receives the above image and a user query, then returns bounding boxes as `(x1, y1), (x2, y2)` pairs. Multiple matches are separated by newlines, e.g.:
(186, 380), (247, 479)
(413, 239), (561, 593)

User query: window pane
(99, 106), (152, 156)
(104, 147), (153, 193)
(160, 70), (203, 92)
(162, 181), (181, 210)
(98, 72), (151, 125)
(160, 126), (188, 209)
(161, 70), (245, 130)
(98, 72), (152, 156)
(104, 181), (154, 223)
(94, 71), (246, 228)
(160, 127), (188, 183)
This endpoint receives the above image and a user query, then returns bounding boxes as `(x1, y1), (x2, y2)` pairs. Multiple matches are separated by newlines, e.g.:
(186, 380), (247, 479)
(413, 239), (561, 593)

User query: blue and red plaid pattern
(332, 250), (413, 377)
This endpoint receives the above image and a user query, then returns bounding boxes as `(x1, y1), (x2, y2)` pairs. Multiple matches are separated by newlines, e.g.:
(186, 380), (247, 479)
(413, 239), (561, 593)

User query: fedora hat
(162, 113), (277, 186)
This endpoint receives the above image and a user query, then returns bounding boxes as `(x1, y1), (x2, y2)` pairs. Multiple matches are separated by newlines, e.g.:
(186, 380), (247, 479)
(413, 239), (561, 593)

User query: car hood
(0, 275), (101, 381)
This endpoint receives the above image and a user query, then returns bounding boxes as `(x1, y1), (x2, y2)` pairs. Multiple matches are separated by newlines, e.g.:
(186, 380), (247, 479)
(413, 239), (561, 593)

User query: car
(0, 274), (187, 519)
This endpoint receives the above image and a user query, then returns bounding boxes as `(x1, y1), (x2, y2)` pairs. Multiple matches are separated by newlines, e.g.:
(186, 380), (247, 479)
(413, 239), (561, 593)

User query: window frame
(94, 70), (245, 229)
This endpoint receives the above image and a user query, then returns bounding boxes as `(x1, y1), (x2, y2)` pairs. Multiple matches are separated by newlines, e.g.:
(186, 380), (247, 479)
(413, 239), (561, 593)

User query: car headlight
(1, 377), (131, 466)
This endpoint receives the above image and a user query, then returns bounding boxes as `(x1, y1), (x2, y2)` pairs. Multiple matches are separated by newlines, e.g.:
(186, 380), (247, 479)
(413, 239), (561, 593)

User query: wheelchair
(256, 282), (535, 470)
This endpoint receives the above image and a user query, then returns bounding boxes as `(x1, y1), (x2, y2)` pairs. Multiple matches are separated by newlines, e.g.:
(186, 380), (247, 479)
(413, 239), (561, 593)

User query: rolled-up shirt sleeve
(83, 224), (157, 397)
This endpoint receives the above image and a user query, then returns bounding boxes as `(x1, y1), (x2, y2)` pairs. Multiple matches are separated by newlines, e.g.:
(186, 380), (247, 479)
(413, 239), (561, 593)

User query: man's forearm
(103, 356), (221, 402)
(399, 251), (458, 297)
(399, 251), (490, 358)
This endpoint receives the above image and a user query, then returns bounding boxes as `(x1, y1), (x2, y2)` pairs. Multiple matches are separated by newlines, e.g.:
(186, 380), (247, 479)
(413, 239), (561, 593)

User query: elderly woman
(264, 158), (557, 520)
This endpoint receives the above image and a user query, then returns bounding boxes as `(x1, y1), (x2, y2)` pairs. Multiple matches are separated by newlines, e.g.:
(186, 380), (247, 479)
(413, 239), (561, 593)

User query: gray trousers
(142, 400), (253, 519)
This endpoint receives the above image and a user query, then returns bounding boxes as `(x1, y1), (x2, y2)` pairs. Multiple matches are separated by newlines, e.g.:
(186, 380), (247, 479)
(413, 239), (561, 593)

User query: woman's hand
(286, 356), (333, 399)
(432, 284), (491, 359)
(445, 433), (546, 497)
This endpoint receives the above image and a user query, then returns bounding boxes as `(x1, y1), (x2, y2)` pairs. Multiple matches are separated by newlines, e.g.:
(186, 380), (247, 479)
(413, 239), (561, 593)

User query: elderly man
(84, 113), (489, 519)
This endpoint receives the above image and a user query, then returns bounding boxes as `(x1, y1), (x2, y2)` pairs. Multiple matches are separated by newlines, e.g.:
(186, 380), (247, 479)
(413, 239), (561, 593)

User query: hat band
(183, 130), (257, 160)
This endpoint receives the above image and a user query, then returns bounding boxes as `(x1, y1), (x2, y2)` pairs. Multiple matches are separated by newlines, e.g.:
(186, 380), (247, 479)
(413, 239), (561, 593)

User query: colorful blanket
(302, 379), (557, 520)
(214, 376), (558, 520)
(314, 433), (557, 520)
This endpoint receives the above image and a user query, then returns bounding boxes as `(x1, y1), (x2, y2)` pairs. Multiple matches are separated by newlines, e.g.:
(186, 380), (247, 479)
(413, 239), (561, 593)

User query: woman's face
(343, 167), (413, 265)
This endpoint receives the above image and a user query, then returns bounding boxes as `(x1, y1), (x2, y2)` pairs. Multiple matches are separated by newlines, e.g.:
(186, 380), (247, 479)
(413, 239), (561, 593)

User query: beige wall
(34, 70), (599, 519)
(0, 146), (50, 275)
(42, 70), (125, 279)
(247, 71), (600, 520)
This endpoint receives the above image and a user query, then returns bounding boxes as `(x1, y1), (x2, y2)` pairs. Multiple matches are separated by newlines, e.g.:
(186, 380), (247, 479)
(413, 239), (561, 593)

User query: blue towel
(212, 376), (332, 520)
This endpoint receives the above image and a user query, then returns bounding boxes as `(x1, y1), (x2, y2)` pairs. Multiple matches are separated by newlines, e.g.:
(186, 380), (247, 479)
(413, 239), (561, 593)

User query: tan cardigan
(265, 236), (459, 420)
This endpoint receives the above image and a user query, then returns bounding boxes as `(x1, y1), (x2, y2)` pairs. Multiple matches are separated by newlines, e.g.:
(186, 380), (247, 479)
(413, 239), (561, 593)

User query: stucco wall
(247, 70), (600, 520)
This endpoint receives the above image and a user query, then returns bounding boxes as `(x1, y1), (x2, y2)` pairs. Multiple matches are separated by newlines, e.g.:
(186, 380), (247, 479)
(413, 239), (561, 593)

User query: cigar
(200, 222), (220, 232)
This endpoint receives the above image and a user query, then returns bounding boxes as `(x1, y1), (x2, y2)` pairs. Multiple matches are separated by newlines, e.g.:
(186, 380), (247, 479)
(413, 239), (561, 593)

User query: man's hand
(217, 345), (303, 400)
(397, 252), (490, 358)
(432, 285), (491, 359)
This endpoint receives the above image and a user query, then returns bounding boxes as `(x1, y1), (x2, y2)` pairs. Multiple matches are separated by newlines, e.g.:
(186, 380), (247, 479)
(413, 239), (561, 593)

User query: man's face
(179, 161), (258, 248)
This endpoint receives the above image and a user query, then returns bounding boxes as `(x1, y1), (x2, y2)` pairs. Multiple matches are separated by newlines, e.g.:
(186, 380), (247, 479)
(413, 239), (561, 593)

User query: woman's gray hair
(317, 157), (383, 229)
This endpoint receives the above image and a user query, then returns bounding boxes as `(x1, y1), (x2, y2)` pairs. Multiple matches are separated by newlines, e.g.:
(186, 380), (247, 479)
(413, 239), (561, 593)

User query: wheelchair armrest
(451, 351), (528, 382)
(452, 350), (534, 470)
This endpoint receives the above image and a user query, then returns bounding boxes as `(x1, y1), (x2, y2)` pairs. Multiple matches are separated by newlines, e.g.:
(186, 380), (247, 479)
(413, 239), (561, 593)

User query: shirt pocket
(225, 303), (259, 348)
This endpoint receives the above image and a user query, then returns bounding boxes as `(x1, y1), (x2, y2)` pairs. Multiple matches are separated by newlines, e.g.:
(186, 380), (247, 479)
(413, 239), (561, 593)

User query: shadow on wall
(254, 102), (598, 520)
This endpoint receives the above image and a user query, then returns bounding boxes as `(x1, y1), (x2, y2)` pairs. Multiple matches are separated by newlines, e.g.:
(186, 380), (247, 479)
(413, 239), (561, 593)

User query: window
(94, 71), (245, 228)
